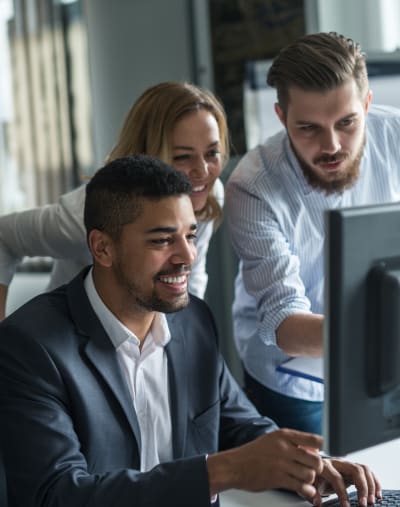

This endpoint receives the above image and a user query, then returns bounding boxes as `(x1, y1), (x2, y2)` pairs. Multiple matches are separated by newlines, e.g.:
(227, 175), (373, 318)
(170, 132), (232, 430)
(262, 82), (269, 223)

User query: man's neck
(92, 270), (156, 346)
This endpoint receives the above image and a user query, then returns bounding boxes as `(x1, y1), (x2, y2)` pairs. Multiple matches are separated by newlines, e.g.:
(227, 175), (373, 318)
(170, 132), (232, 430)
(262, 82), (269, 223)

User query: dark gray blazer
(0, 269), (277, 507)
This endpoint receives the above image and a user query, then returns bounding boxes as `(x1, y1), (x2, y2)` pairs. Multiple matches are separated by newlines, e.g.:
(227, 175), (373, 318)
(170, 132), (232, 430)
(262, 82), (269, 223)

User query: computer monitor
(324, 202), (400, 456)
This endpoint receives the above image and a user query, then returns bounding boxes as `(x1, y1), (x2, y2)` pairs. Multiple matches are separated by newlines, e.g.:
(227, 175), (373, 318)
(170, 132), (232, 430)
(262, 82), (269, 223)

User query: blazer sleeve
(196, 296), (279, 449)
(218, 356), (278, 450)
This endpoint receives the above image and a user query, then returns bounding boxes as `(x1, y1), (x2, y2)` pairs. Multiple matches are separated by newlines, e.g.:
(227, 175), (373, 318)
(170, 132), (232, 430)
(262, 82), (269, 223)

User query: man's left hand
(308, 458), (382, 507)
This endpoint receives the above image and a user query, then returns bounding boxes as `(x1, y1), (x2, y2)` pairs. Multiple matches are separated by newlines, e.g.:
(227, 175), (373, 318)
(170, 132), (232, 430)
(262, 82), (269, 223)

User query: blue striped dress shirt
(226, 104), (400, 401)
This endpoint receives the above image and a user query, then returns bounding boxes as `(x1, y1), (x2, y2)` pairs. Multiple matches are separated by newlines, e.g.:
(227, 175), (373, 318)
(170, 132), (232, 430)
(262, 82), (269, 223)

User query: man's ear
(364, 89), (373, 112)
(274, 102), (286, 127)
(88, 229), (114, 267)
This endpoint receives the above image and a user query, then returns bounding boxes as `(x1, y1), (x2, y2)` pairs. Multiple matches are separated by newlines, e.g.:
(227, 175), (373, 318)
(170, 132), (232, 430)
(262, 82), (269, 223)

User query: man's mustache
(314, 153), (348, 164)
(157, 266), (191, 277)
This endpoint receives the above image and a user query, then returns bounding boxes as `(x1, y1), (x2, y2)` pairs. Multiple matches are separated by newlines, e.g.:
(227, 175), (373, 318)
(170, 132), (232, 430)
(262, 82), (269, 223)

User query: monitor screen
(323, 202), (400, 456)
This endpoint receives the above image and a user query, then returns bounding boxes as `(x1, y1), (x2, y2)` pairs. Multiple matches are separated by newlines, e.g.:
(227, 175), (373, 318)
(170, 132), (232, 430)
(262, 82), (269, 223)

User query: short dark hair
(267, 32), (368, 116)
(84, 155), (192, 239)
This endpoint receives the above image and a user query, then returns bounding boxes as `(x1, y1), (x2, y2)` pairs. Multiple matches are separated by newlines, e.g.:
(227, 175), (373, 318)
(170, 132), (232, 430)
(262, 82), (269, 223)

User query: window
(0, 0), (93, 214)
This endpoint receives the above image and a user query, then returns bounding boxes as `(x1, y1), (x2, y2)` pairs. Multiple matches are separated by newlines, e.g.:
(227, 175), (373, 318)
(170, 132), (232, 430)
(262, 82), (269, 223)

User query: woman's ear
(88, 229), (114, 267)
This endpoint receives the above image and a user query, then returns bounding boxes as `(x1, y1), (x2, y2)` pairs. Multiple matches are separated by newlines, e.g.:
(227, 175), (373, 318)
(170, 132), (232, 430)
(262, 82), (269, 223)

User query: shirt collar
(84, 268), (171, 350)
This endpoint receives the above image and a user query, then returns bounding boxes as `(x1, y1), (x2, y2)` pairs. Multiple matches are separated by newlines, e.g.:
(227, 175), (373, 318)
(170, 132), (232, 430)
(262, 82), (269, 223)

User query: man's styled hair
(84, 155), (192, 240)
(267, 32), (369, 116)
(106, 81), (229, 224)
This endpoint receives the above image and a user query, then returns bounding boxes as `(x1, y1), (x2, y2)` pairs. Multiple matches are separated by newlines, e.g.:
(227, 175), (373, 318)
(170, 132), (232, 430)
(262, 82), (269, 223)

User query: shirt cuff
(205, 454), (218, 504)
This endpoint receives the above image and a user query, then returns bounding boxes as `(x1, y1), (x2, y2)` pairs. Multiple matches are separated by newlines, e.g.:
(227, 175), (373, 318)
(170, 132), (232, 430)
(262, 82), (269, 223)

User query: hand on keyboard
(323, 489), (400, 506)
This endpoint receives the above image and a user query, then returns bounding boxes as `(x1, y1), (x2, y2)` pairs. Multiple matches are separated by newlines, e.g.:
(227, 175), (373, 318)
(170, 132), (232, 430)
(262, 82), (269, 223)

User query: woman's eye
(206, 150), (220, 159)
(172, 154), (190, 162)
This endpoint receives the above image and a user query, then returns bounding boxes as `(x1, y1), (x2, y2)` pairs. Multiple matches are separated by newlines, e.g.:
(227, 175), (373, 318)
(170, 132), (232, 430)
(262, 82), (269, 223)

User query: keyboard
(323, 489), (400, 506)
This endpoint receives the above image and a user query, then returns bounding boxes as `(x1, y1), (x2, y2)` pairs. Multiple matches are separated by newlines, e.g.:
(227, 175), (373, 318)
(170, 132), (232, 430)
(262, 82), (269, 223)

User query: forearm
(276, 313), (324, 357)
(0, 284), (7, 320)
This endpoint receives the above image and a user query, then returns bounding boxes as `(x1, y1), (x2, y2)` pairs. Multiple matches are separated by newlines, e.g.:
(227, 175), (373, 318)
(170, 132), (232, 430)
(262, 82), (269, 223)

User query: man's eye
(187, 233), (197, 242)
(151, 238), (170, 245)
(339, 118), (354, 127)
(299, 125), (316, 132)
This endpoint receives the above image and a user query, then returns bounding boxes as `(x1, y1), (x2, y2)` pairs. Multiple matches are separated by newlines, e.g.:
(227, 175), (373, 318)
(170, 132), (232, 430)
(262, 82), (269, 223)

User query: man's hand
(310, 458), (382, 507)
(208, 428), (323, 498)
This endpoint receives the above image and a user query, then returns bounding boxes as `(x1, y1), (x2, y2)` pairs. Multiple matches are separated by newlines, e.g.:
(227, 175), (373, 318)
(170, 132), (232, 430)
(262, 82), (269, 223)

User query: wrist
(207, 449), (240, 496)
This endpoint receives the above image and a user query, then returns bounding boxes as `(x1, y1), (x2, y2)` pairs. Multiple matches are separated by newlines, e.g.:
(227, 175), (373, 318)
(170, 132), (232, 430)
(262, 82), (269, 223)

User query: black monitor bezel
(324, 202), (400, 456)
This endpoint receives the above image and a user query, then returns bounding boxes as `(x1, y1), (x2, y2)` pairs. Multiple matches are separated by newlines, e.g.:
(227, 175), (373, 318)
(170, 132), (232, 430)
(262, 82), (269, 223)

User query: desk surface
(220, 438), (400, 506)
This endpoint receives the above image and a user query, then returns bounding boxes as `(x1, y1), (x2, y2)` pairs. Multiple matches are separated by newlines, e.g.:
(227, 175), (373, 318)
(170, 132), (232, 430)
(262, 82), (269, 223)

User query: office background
(1, 0), (400, 380)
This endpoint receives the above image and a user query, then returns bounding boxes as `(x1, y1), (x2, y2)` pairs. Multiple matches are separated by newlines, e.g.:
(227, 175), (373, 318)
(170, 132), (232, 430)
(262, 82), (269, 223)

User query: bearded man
(226, 32), (400, 434)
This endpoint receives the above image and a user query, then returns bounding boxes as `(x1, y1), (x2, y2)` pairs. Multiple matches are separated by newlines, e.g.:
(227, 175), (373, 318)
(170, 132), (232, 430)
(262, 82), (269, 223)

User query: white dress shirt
(84, 269), (173, 471)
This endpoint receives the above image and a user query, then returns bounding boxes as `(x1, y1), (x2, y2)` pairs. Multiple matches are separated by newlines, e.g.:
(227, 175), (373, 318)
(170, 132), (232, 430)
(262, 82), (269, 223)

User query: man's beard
(113, 264), (190, 314)
(291, 133), (366, 195)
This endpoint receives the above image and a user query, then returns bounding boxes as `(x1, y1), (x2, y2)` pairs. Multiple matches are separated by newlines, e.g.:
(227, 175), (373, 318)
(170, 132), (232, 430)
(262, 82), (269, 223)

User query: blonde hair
(106, 81), (229, 223)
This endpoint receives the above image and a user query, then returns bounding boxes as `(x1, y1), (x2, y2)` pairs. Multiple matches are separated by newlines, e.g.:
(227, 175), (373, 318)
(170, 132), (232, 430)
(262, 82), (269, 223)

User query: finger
(319, 460), (351, 506)
(284, 429), (323, 451)
(286, 460), (318, 485)
(271, 466), (317, 499)
(353, 464), (380, 506)
(374, 471), (383, 500)
(293, 446), (324, 474)
(310, 489), (322, 507)
(280, 473), (318, 503)
(297, 481), (318, 504)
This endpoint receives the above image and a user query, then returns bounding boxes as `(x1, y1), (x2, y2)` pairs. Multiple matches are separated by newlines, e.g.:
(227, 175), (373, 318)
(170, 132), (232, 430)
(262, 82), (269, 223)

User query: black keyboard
(323, 489), (400, 506)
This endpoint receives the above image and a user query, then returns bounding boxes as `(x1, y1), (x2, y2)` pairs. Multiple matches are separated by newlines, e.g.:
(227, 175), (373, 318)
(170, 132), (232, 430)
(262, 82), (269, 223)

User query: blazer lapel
(84, 339), (142, 450)
(67, 270), (142, 450)
(166, 314), (188, 458)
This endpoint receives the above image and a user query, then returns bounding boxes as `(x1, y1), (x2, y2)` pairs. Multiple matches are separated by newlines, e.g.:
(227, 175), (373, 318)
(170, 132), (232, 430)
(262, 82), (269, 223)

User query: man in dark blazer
(0, 156), (380, 507)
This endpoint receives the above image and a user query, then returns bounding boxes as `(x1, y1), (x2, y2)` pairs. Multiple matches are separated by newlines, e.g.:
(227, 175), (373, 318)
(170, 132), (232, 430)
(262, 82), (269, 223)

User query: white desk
(220, 438), (400, 506)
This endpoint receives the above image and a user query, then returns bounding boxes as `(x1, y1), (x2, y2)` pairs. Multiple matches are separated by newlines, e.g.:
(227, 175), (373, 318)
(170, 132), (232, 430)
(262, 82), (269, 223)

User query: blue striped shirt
(226, 104), (400, 401)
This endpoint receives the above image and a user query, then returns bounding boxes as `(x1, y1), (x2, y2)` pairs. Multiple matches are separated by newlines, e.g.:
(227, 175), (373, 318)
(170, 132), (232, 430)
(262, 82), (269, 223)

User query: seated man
(0, 155), (380, 507)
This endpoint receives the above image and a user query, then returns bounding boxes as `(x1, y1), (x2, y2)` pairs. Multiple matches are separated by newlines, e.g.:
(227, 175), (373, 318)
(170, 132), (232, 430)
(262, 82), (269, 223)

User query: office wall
(305, 0), (400, 52)
(83, 0), (198, 168)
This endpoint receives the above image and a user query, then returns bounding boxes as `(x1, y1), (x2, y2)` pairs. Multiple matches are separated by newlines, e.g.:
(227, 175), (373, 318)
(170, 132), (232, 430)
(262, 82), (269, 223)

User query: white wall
(305, 0), (400, 53)
(83, 0), (205, 168)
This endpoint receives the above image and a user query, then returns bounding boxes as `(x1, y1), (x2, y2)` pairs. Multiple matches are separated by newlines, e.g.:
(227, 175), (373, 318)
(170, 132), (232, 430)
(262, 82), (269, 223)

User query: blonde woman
(0, 82), (229, 318)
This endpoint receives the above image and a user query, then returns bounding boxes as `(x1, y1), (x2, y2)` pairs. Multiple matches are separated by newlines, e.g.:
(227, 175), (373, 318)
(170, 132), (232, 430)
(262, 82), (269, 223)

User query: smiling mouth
(158, 274), (188, 284)
(192, 184), (206, 193)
